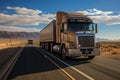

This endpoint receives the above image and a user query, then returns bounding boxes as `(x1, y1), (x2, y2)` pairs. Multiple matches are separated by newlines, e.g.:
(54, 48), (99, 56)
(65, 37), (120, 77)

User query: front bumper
(66, 48), (100, 57)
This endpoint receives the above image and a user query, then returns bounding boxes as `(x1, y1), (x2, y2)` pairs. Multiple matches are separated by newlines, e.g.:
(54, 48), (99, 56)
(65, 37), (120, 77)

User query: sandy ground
(99, 42), (120, 61)
(0, 39), (28, 50)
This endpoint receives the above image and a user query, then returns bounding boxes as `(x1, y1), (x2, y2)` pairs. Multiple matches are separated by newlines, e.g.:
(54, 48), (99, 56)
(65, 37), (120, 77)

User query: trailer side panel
(40, 20), (56, 42)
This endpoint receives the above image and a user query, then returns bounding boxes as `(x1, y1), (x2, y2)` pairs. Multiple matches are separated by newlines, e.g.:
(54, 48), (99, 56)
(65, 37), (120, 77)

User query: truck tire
(61, 45), (66, 60)
(88, 56), (95, 59)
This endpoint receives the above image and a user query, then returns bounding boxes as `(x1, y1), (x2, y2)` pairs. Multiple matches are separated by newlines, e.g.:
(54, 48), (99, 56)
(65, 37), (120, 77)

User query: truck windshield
(68, 22), (94, 31)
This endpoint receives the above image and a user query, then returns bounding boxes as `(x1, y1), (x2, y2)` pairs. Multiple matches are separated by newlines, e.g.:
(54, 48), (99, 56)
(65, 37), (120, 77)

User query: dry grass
(100, 42), (120, 55)
(111, 49), (120, 54)
(99, 42), (120, 60)
(0, 38), (26, 50)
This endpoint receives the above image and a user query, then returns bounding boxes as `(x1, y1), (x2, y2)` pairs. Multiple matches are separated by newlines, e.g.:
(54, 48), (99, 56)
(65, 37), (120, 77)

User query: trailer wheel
(61, 45), (66, 60)
(88, 56), (95, 59)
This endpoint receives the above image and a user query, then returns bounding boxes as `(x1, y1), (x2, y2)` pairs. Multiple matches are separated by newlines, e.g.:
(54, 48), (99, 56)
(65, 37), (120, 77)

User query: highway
(2, 44), (120, 80)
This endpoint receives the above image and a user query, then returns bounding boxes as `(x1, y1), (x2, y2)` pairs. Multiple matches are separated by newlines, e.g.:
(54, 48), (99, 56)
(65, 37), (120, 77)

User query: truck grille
(78, 36), (94, 47)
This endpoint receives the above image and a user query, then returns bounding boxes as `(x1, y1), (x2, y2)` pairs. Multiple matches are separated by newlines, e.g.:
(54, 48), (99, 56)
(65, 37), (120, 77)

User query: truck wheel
(61, 45), (66, 60)
(88, 56), (95, 59)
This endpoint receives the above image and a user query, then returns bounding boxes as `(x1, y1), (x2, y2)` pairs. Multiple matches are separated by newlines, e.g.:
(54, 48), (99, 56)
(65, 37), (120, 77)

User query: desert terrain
(0, 38), (26, 50)
(100, 42), (120, 61)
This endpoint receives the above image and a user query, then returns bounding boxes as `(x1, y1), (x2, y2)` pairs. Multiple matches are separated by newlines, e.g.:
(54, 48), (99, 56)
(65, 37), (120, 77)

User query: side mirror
(64, 23), (67, 32)
(61, 23), (67, 33)
(95, 24), (98, 33)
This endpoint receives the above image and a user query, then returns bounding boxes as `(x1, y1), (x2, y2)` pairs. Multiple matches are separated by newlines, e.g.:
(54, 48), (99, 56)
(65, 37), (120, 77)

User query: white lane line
(0, 45), (25, 80)
(40, 50), (76, 80)
(41, 49), (95, 80)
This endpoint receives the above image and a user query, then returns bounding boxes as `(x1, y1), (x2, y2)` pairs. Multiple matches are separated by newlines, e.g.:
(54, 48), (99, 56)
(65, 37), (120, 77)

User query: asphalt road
(7, 44), (120, 80)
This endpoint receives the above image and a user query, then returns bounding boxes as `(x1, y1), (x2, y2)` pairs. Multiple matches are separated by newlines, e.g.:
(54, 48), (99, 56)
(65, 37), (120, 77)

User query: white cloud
(7, 6), (42, 15)
(0, 26), (41, 32)
(78, 8), (113, 16)
(0, 13), (41, 25)
(90, 15), (120, 25)
(1, 7), (120, 33)
(0, 6), (55, 26)
(77, 8), (120, 25)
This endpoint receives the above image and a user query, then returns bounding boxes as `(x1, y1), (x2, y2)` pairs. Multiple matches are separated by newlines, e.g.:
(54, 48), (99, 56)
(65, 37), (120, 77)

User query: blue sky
(0, 0), (120, 40)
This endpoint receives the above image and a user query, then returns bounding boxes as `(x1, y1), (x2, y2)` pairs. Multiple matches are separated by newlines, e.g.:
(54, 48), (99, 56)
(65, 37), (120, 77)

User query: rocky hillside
(0, 31), (39, 39)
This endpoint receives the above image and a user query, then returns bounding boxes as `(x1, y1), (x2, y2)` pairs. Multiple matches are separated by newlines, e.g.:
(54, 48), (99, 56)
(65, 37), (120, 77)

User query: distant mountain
(95, 38), (120, 42)
(95, 38), (109, 42)
(0, 31), (39, 39)
(1, 31), (119, 42)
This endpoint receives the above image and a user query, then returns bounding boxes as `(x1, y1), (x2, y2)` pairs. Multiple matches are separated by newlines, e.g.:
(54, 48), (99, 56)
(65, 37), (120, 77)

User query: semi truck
(40, 11), (100, 59)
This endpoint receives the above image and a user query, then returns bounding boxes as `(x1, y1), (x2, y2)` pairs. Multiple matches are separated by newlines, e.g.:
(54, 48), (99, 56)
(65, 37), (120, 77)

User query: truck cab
(56, 12), (100, 59)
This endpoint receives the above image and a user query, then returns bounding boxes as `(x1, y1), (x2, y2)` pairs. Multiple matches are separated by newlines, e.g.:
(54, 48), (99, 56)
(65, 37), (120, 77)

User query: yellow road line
(44, 55), (76, 80)
(41, 48), (95, 80)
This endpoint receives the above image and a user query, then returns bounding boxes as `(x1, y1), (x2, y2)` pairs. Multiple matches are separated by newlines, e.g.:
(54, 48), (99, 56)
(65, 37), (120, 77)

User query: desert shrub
(112, 49), (120, 55)
(111, 46), (117, 49)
